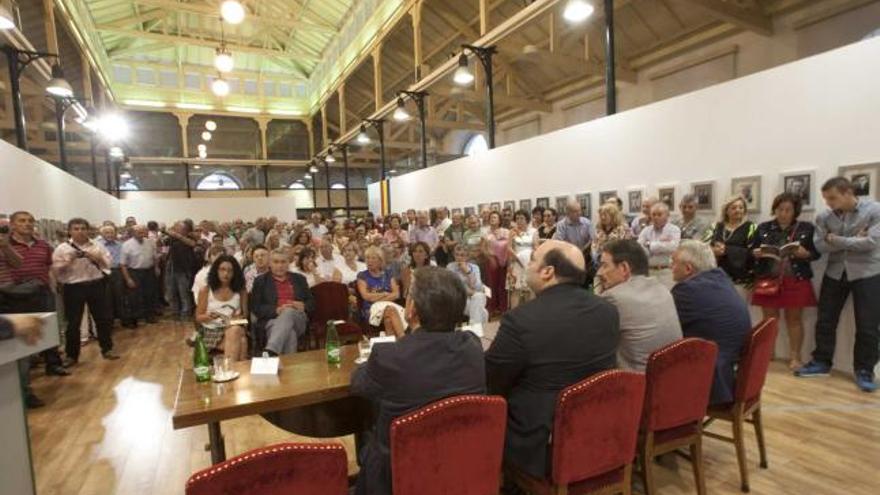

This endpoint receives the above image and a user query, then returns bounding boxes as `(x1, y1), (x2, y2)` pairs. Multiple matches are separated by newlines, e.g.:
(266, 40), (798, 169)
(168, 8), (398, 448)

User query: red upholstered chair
(704, 318), (779, 493)
(639, 338), (719, 495)
(507, 370), (646, 495)
(310, 282), (363, 349)
(185, 442), (348, 495)
(390, 395), (507, 495)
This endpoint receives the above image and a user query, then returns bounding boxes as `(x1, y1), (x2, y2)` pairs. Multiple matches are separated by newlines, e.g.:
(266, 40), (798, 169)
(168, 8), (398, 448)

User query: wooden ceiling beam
(678, 0), (773, 35)
(130, 0), (337, 34)
(430, 86), (552, 113)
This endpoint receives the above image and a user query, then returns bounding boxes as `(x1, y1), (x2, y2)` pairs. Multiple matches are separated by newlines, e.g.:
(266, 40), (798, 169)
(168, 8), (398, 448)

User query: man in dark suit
(671, 240), (752, 405)
(486, 240), (619, 479)
(250, 249), (315, 355)
(351, 266), (486, 495)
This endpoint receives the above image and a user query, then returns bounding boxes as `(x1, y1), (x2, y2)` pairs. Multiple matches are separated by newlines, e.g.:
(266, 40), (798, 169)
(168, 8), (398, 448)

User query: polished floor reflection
(27, 319), (880, 495)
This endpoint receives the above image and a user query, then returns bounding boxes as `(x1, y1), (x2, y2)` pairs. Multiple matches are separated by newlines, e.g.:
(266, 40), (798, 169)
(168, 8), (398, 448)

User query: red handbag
(754, 223), (798, 297)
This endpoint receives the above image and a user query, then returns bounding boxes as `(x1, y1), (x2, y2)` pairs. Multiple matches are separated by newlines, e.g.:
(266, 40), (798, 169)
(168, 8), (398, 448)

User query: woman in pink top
(382, 214), (410, 246)
(481, 211), (510, 315)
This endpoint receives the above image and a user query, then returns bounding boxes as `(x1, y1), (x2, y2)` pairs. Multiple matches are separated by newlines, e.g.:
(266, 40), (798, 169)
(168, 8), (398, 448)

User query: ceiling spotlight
(304, 173), (312, 180)
(0, 3), (15, 30)
(197, 143), (207, 152)
(220, 0), (246, 24)
(388, 169), (397, 174)
(211, 77), (230, 97)
(202, 131), (212, 141)
(392, 97), (411, 122)
(563, 0), (595, 23)
(46, 64), (74, 97)
(205, 120), (217, 131)
(96, 113), (129, 142)
(325, 151), (336, 163)
(453, 53), (474, 86)
(309, 165), (319, 174)
(214, 47), (234, 73)
(356, 124), (371, 144)
(198, 149), (207, 159)
(109, 146), (124, 158)
(193, 164), (201, 170)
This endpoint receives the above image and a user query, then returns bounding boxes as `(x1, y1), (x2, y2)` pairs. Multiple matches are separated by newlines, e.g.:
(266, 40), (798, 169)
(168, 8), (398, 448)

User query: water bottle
(326, 320), (341, 365)
(193, 332), (212, 382)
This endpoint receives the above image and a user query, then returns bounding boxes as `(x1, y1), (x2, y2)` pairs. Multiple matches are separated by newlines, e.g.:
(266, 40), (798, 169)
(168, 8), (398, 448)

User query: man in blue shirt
(797, 177), (880, 392)
(670, 240), (751, 405)
(97, 225), (129, 327)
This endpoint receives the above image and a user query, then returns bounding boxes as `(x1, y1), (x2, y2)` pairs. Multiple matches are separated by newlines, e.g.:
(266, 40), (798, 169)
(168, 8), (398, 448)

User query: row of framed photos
(446, 163), (879, 219)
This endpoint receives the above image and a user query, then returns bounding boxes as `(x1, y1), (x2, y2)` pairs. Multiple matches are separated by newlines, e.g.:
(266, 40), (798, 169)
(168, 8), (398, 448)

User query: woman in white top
(292, 247), (340, 287)
(195, 255), (248, 361)
(336, 242), (366, 285)
(507, 210), (536, 309)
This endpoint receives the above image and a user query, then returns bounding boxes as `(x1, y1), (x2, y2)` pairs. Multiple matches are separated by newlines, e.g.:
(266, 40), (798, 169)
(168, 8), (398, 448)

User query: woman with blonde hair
(708, 195), (757, 295)
(356, 246), (405, 337)
(591, 202), (633, 292)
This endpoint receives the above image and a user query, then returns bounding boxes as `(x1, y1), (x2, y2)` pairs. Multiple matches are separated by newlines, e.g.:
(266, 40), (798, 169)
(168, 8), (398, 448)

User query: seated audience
(400, 241), (434, 298)
(337, 241), (367, 285)
(251, 249), (315, 356)
(630, 196), (658, 237)
(292, 246), (339, 287)
(486, 240), (619, 478)
(306, 212), (328, 237)
(410, 210), (439, 252)
(382, 213), (409, 245)
(751, 193), (819, 370)
(316, 236), (344, 281)
(351, 266), (486, 495)
(192, 246), (226, 304)
(194, 255), (248, 361)
(670, 240), (751, 405)
(357, 246), (406, 337)
(447, 244), (489, 325)
(243, 244), (270, 293)
(674, 193), (710, 240)
(638, 202), (682, 289)
(596, 240), (682, 371)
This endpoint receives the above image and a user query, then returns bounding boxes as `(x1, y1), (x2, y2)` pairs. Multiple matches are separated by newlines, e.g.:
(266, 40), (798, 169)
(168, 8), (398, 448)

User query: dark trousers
(63, 279), (113, 359)
(107, 268), (129, 322)
(812, 272), (880, 374)
(127, 267), (158, 321)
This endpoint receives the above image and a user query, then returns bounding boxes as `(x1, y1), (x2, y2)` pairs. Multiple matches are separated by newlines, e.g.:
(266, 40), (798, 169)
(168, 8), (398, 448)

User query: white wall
(0, 139), (119, 224)
(381, 38), (880, 375)
(119, 192), (301, 224)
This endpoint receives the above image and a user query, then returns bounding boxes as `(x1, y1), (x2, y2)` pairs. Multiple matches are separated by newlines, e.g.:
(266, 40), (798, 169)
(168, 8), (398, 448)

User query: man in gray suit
(597, 239), (682, 371)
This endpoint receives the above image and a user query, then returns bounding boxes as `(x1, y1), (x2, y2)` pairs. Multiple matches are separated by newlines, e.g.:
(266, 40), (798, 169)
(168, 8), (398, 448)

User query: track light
(46, 65), (73, 97)
(563, 0), (594, 23)
(0, 3), (15, 30)
(197, 143), (207, 152)
(198, 149), (207, 159)
(309, 164), (319, 174)
(304, 173), (312, 180)
(214, 47), (234, 73)
(205, 120), (217, 131)
(211, 77), (230, 97)
(392, 97), (411, 121)
(356, 124), (371, 144)
(325, 151), (336, 163)
(109, 146), (124, 158)
(453, 53), (474, 85)
(220, 1), (245, 24)
(96, 113), (129, 142)
(202, 131), (212, 141)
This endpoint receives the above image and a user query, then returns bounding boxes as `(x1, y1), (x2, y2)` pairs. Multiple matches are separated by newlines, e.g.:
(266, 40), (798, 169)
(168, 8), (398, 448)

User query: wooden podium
(0, 312), (59, 495)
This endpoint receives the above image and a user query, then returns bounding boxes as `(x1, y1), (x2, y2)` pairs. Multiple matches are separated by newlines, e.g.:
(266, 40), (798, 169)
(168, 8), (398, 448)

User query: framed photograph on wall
(451, 208), (462, 216)
(555, 195), (569, 212)
(464, 206), (476, 217)
(839, 162), (880, 200)
(478, 203), (489, 213)
(599, 190), (618, 205)
(503, 200), (516, 212)
(490, 202), (501, 212)
(576, 193), (592, 219)
(780, 170), (815, 211)
(536, 197), (550, 208)
(691, 181), (715, 212)
(730, 176), (762, 213)
(519, 199), (532, 212)
(626, 188), (645, 215)
(657, 185), (676, 210)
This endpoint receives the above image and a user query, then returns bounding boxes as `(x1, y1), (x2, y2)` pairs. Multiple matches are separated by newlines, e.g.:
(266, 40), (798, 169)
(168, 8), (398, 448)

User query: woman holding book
(195, 254), (249, 361)
(751, 192), (820, 370)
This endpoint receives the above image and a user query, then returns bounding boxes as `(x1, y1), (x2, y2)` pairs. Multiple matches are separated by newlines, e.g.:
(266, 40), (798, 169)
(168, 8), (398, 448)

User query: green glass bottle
(326, 320), (341, 365)
(193, 332), (212, 382)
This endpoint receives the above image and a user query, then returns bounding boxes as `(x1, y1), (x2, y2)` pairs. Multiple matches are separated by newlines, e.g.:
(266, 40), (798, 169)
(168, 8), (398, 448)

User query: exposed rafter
(679, 0), (773, 35)
(130, 0), (338, 34)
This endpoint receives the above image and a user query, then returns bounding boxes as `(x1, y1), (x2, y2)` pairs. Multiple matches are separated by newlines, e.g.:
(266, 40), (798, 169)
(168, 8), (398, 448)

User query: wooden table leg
(207, 422), (226, 464)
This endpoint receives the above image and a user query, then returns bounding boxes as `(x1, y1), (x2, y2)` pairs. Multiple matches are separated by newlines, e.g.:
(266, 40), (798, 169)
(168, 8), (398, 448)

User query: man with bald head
(121, 224), (159, 327)
(486, 240), (619, 479)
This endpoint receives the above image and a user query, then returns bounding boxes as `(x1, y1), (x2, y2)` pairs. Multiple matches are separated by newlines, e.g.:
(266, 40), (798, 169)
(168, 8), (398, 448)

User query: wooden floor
(27, 319), (880, 495)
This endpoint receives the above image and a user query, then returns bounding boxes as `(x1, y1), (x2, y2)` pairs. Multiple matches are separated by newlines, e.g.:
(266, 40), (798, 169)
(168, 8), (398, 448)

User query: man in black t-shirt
(165, 221), (198, 318)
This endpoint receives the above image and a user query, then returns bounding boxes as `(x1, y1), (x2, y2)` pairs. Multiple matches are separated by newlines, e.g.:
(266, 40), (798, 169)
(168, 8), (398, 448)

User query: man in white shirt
(597, 239), (682, 371)
(316, 235), (344, 280)
(630, 196), (658, 237)
(121, 225), (159, 326)
(306, 212), (329, 237)
(435, 207), (452, 237)
(638, 202), (681, 289)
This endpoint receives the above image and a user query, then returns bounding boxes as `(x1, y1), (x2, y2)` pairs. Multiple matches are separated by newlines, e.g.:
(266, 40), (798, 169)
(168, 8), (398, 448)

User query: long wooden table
(172, 344), (370, 464)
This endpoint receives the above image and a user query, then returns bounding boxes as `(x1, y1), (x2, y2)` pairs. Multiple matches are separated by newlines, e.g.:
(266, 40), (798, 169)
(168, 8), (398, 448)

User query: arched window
(119, 181), (140, 191)
(288, 182), (306, 189)
(196, 172), (241, 190)
(463, 134), (489, 156)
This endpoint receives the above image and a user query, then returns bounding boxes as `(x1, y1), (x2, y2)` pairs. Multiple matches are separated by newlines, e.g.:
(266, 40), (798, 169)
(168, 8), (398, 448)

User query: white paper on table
(369, 335), (396, 350)
(250, 356), (280, 375)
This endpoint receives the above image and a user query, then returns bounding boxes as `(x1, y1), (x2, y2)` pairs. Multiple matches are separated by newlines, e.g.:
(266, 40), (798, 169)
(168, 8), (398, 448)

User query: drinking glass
(357, 339), (371, 361)
(213, 355), (231, 379)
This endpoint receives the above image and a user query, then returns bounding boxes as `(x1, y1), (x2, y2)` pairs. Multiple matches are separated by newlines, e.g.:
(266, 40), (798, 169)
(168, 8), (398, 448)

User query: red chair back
(311, 282), (350, 324)
(390, 395), (507, 495)
(185, 443), (348, 495)
(734, 318), (779, 405)
(643, 338), (718, 432)
(551, 370), (646, 486)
